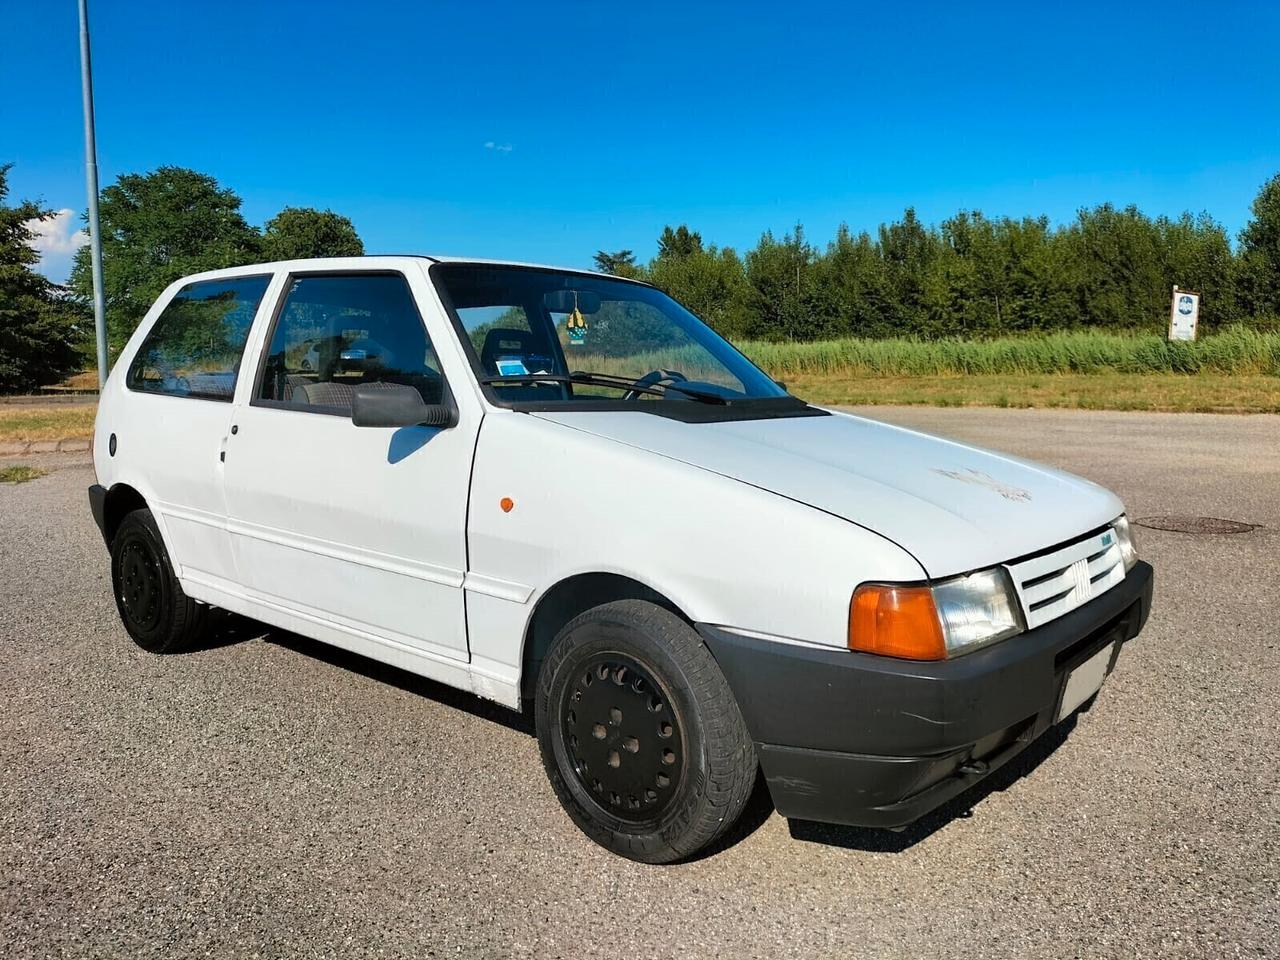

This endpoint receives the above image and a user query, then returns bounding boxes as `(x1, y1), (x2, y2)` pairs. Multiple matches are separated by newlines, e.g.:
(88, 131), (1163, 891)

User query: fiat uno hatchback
(89, 257), (1153, 862)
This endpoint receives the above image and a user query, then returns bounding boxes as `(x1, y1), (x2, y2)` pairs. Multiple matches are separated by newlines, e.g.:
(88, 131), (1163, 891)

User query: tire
(535, 599), (757, 863)
(110, 508), (208, 654)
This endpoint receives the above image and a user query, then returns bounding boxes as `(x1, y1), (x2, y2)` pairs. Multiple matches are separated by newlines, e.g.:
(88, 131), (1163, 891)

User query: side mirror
(352, 386), (456, 428)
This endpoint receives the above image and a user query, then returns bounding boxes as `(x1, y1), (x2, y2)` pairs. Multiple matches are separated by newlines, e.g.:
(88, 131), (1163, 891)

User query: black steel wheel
(110, 508), (207, 654)
(117, 538), (163, 635)
(559, 653), (686, 823)
(536, 599), (757, 863)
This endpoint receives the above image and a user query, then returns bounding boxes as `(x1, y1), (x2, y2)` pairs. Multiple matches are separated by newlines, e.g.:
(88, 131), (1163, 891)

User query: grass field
(785, 372), (1280, 412)
(0, 405), (97, 443)
(740, 327), (1280, 377)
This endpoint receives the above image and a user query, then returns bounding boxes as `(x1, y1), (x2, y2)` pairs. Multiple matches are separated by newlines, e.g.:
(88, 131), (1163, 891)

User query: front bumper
(699, 560), (1154, 828)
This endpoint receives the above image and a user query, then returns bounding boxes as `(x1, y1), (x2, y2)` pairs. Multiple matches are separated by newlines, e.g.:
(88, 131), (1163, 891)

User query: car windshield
(431, 263), (789, 407)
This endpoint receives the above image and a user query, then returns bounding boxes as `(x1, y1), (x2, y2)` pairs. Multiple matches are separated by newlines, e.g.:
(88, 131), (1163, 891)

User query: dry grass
(786, 372), (1280, 413)
(60, 371), (102, 391)
(0, 405), (97, 443)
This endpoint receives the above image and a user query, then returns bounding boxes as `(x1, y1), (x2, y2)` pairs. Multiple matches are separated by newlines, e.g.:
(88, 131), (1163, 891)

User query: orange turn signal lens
(848, 584), (947, 660)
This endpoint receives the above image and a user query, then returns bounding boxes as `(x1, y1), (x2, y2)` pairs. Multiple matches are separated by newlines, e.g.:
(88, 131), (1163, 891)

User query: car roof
(173, 255), (651, 286)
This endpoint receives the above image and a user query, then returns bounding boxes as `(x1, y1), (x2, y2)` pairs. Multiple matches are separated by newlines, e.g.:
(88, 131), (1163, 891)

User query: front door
(222, 270), (475, 660)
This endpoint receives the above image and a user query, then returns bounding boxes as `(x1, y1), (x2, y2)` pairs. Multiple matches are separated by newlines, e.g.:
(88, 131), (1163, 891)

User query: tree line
(596, 173), (1280, 342)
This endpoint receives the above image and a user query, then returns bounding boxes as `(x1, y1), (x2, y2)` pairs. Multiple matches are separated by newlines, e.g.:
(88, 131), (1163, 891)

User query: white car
(89, 256), (1153, 863)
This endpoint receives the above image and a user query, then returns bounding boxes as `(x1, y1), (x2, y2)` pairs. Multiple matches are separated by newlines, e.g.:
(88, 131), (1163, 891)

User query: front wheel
(535, 599), (757, 863)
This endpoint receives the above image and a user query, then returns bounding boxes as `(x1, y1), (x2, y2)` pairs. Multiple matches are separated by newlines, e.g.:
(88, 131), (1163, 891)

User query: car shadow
(264, 621), (536, 736)
(184, 608), (273, 653)
(182, 611), (1088, 859)
(181, 610), (533, 735)
(786, 714), (1082, 854)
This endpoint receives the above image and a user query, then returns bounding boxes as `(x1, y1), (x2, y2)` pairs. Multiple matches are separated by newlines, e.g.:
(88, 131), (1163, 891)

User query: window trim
(248, 269), (457, 420)
(125, 273), (273, 403)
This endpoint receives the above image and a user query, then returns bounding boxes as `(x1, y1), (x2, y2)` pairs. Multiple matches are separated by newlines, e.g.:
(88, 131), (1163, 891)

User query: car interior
(258, 276), (446, 414)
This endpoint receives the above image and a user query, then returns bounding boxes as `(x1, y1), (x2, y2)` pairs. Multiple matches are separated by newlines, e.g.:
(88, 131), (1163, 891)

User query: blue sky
(4, 0), (1279, 282)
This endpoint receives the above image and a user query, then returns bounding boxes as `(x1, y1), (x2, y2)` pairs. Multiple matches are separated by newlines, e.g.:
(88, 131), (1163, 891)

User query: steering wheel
(624, 368), (687, 401)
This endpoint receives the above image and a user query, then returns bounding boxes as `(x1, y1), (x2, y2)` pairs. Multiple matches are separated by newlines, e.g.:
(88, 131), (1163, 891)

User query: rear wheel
(110, 508), (207, 654)
(535, 599), (756, 863)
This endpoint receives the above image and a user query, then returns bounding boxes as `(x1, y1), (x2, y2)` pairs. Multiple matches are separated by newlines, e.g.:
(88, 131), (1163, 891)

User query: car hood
(532, 407), (1124, 577)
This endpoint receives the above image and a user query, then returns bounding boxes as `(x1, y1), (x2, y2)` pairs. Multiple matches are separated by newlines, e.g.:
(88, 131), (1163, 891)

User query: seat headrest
(479, 327), (542, 373)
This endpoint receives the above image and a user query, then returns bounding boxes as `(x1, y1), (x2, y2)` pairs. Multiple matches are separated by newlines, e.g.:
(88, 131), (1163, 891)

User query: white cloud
(26, 208), (88, 255)
(484, 141), (513, 153)
(23, 209), (88, 284)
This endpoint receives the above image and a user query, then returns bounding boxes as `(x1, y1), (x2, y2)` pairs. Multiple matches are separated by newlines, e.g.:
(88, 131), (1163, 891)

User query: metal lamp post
(78, 0), (109, 388)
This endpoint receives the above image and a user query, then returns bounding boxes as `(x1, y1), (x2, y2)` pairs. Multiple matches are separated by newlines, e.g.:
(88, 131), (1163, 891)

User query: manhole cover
(1133, 516), (1260, 535)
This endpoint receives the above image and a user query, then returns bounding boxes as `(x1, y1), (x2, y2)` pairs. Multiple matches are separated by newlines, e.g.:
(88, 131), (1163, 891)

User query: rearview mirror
(352, 386), (456, 429)
(543, 289), (602, 314)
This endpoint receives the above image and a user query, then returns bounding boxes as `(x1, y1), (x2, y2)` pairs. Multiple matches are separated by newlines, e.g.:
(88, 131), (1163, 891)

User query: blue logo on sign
(1178, 295), (1194, 315)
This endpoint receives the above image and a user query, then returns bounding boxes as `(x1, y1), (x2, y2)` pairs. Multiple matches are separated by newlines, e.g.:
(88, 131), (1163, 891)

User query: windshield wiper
(568, 371), (729, 404)
(478, 372), (727, 404)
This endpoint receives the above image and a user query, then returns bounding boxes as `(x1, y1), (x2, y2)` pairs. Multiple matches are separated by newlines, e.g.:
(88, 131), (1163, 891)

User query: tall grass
(738, 327), (1280, 378)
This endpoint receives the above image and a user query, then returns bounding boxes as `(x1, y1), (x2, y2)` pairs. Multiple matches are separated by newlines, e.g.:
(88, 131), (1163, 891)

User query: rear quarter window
(126, 275), (271, 401)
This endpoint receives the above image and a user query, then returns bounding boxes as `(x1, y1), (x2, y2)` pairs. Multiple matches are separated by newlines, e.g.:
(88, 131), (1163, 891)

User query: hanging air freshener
(567, 291), (587, 345)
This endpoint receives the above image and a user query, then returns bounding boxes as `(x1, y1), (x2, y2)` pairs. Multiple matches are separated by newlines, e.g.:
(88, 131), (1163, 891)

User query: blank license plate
(1057, 642), (1115, 722)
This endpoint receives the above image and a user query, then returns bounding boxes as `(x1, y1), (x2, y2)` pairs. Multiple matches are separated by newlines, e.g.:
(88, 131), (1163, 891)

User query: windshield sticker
(496, 358), (528, 377)
(932, 467), (1032, 502)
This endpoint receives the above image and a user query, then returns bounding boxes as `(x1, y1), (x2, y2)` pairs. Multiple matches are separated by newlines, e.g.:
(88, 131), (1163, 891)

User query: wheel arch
(518, 572), (692, 701)
(101, 482), (150, 549)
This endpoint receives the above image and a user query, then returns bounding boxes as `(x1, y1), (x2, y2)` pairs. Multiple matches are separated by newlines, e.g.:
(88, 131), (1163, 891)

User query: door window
(126, 275), (271, 401)
(255, 273), (446, 415)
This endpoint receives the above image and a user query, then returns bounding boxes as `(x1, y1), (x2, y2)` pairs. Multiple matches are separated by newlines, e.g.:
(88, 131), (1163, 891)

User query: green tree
(68, 166), (261, 355)
(1239, 173), (1280, 319)
(592, 249), (643, 278)
(657, 225), (704, 260)
(878, 209), (943, 335)
(261, 206), (363, 261)
(0, 164), (84, 393)
(645, 225), (753, 336)
(1060, 204), (1164, 330)
(818, 224), (893, 337)
(743, 225), (834, 340)
(1157, 212), (1237, 330)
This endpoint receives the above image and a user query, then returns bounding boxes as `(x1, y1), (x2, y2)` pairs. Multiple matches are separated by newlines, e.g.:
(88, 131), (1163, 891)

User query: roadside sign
(1169, 286), (1199, 341)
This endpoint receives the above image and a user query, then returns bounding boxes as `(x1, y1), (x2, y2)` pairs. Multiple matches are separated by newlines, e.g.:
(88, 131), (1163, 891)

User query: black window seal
(247, 268), (458, 420)
(124, 273), (273, 404)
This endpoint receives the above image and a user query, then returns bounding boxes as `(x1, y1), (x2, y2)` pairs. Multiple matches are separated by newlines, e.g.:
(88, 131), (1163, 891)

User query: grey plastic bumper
(698, 560), (1154, 827)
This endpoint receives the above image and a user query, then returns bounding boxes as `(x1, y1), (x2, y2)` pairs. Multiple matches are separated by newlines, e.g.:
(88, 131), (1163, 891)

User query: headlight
(931, 568), (1024, 656)
(849, 567), (1023, 661)
(1113, 514), (1139, 572)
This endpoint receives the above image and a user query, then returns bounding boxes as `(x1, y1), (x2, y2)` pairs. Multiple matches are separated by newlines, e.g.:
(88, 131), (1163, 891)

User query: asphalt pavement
(2, 407), (1277, 959)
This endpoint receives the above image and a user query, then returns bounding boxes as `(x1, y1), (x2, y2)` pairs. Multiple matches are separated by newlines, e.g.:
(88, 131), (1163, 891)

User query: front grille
(1007, 527), (1125, 629)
